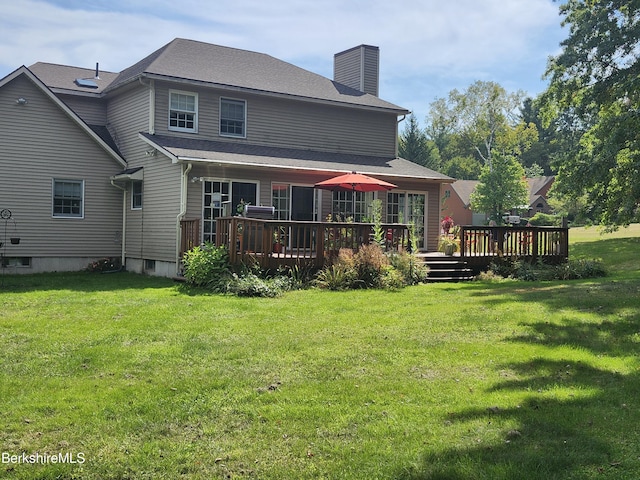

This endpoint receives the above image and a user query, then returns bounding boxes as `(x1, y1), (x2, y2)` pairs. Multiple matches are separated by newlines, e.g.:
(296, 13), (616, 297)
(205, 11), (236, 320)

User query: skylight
(74, 78), (98, 89)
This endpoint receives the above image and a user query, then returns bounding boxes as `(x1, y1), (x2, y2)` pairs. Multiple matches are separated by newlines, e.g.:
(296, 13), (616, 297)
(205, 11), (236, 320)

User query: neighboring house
(0, 38), (451, 276)
(441, 180), (484, 227)
(441, 176), (555, 227)
(525, 176), (555, 218)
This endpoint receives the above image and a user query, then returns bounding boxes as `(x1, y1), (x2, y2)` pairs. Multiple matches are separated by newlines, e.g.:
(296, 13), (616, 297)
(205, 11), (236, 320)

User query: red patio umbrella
(314, 171), (397, 192)
(315, 171), (397, 220)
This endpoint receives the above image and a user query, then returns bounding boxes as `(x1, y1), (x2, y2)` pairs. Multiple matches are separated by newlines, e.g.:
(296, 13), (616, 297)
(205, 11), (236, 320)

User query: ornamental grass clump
(315, 244), (427, 290)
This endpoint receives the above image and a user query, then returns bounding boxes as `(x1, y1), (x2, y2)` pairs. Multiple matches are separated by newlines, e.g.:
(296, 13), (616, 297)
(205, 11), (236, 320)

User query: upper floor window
(220, 98), (246, 137)
(53, 179), (84, 218)
(131, 181), (143, 210)
(169, 90), (197, 133)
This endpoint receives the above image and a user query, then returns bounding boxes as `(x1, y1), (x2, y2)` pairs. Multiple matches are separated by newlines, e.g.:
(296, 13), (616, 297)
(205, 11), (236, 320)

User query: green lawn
(1, 226), (639, 479)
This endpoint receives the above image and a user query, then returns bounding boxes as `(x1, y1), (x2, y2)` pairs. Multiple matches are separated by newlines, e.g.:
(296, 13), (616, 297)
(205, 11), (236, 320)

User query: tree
(425, 81), (537, 179)
(542, 0), (640, 228)
(519, 97), (557, 175)
(398, 114), (439, 169)
(470, 153), (529, 224)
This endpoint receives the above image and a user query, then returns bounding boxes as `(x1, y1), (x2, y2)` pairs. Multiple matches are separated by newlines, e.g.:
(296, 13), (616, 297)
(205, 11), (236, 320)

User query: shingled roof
(140, 132), (451, 181)
(28, 63), (119, 95)
(108, 38), (408, 113)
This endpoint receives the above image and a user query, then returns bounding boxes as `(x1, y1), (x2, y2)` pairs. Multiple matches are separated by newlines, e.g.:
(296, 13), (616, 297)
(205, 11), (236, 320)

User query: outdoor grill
(244, 205), (275, 219)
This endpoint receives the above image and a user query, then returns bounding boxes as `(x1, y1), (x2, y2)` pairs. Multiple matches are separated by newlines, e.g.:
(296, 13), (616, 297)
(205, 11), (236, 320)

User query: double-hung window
(169, 90), (197, 133)
(220, 98), (246, 137)
(53, 179), (84, 218)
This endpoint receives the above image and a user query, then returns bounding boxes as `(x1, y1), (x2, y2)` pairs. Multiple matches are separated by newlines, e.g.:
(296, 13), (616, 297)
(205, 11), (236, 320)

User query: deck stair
(418, 254), (475, 283)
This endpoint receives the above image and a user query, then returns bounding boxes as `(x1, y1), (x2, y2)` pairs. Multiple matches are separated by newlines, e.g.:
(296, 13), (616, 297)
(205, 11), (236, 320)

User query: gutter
(176, 162), (193, 274)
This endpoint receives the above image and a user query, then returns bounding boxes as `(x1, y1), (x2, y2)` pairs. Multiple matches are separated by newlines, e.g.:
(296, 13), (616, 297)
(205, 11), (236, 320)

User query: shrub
(287, 264), (318, 289)
(228, 273), (292, 297)
(378, 265), (406, 290)
(314, 264), (356, 291)
(353, 243), (390, 288)
(87, 257), (121, 273)
(388, 251), (430, 285)
(528, 212), (561, 226)
(551, 259), (607, 280)
(182, 243), (232, 291)
(316, 244), (424, 290)
(483, 258), (606, 281)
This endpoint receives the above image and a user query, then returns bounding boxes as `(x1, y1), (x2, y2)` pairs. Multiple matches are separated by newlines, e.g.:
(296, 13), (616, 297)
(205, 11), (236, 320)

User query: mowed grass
(0, 226), (639, 479)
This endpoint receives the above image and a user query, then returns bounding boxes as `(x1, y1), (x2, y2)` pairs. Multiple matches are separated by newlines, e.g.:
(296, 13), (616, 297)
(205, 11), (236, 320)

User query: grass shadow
(0, 271), (175, 293)
(398, 276), (640, 479)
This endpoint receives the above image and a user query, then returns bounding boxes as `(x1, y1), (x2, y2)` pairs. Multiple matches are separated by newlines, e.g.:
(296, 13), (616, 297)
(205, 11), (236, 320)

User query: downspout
(396, 114), (407, 157)
(110, 179), (127, 269)
(176, 162), (193, 274)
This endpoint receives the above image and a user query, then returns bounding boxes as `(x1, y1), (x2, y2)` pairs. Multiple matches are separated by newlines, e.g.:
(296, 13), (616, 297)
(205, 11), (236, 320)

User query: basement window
(2, 257), (31, 268)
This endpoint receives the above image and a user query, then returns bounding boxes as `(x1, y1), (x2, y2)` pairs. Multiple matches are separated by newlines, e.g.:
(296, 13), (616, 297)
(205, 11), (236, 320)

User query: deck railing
(459, 226), (569, 268)
(180, 220), (569, 271)
(215, 217), (410, 269)
(179, 219), (200, 257)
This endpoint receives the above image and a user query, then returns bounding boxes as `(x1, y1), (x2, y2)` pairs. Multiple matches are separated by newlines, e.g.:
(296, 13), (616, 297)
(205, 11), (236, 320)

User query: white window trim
(52, 179), (85, 219)
(201, 177), (260, 242)
(168, 90), (198, 133)
(131, 180), (143, 210)
(219, 97), (247, 138)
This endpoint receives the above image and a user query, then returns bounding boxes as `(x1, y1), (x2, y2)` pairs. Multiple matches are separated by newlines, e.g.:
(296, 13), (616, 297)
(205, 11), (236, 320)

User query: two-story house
(0, 38), (451, 276)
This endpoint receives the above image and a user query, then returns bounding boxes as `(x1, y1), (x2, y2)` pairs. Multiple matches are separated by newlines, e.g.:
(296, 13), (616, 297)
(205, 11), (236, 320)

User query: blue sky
(0, 0), (567, 124)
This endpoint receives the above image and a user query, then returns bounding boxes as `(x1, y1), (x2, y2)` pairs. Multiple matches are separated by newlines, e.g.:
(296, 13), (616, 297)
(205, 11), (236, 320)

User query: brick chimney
(334, 45), (380, 96)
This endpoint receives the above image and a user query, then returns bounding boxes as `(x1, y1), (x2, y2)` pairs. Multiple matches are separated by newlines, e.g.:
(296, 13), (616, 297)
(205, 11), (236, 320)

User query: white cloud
(0, 0), (566, 120)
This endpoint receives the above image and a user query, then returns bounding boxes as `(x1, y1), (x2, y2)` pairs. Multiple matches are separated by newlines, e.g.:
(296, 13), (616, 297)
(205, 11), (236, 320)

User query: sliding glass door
(203, 180), (257, 243)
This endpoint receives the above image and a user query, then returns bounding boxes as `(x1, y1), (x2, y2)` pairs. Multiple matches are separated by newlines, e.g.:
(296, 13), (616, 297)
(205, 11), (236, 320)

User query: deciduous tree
(470, 153), (529, 224)
(542, 0), (640, 228)
(425, 81), (537, 179)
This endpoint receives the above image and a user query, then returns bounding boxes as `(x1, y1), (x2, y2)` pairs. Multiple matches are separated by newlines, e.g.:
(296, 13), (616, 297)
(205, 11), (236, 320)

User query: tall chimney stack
(334, 45), (380, 97)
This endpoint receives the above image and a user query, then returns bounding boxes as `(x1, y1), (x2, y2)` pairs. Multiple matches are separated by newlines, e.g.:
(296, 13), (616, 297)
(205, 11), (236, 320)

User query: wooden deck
(179, 218), (569, 271)
(212, 217), (410, 269)
(459, 226), (569, 269)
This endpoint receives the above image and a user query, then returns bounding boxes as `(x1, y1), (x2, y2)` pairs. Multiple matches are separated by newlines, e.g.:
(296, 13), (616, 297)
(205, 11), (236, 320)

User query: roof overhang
(139, 133), (452, 182)
(110, 167), (143, 182)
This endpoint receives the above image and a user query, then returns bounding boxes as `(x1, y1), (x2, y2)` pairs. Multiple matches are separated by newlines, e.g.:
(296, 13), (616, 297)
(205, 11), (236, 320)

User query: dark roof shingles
(109, 38), (407, 112)
(141, 133), (450, 180)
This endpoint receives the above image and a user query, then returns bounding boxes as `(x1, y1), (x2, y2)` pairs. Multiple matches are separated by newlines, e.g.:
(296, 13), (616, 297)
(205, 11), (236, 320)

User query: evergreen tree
(399, 114), (438, 169)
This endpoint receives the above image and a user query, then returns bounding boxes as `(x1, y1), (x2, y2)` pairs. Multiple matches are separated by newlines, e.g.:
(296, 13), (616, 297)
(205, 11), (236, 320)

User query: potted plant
(441, 216), (454, 235)
(438, 235), (458, 256)
(272, 227), (285, 253)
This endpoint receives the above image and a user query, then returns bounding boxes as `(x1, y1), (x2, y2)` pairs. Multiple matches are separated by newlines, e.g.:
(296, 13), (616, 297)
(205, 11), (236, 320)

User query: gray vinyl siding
(153, 81), (397, 158)
(362, 47), (379, 97)
(334, 45), (379, 96)
(106, 85), (149, 160)
(108, 83), (182, 263)
(0, 75), (123, 259)
(57, 94), (108, 125)
(334, 48), (363, 92)
(137, 157), (181, 262)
